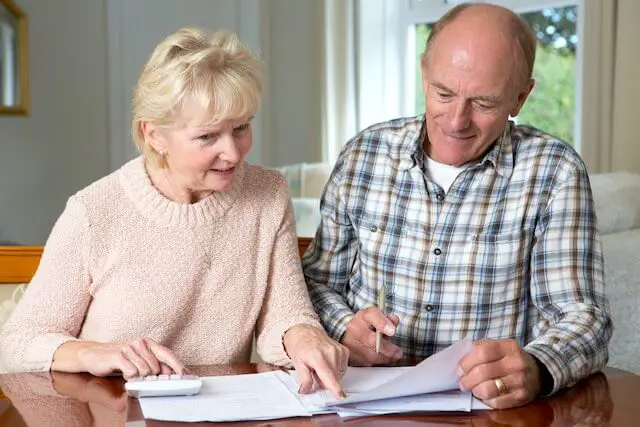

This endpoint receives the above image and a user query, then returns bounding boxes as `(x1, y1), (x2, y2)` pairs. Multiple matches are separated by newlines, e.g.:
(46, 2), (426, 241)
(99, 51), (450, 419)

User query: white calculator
(125, 374), (203, 398)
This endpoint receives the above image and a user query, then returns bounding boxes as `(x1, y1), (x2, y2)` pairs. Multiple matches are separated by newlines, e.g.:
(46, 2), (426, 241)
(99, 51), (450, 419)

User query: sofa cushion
(291, 198), (322, 237)
(590, 172), (640, 235)
(601, 229), (640, 375)
(276, 162), (332, 199)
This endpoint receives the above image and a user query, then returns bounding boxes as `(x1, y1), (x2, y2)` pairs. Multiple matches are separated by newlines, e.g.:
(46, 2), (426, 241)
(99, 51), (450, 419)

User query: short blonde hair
(425, 3), (537, 88)
(131, 28), (263, 168)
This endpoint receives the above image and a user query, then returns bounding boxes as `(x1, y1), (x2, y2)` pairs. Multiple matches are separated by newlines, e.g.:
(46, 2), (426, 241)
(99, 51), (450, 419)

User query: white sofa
(282, 164), (640, 374)
(590, 172), (640, 374)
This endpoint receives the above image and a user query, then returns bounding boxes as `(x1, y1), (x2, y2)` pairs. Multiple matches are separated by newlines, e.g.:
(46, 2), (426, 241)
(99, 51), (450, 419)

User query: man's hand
(341, 307), (402, 366)
(283, 324), (349, 399)
(457, 339), (542, 409)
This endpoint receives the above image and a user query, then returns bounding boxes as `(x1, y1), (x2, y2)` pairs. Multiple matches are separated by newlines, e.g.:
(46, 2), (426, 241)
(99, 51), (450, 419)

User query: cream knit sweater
(0, 157), (321, 372)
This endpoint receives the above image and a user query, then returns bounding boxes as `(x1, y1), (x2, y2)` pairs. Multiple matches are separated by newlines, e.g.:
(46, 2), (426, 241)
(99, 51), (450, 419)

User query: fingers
(458, 358), (505, 392)
(343, 312), (402, 366)
(159, 363), (173, 375)
(312, 358), (346, 400)
(109, 339), (185, 379)
(478, 374), (528, 410)
(147, 340), (187, 375)
(365, 331), (403, 359)
(114, 352), (139, 379)
(362, 308), (396, 336)
(294, 362), (314, 395)
(387, 314), (400, 327)
(458, 340), (539, 410)
(458, 339), (522, 373)
(132, 339), (161, 373)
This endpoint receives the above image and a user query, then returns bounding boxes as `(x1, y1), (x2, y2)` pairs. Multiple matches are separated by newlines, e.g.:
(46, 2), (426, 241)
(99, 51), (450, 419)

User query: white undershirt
(424, 157), (468, 193)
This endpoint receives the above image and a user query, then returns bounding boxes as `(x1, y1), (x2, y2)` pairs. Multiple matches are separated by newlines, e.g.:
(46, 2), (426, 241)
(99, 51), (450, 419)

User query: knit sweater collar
(118, 156), (244, 227)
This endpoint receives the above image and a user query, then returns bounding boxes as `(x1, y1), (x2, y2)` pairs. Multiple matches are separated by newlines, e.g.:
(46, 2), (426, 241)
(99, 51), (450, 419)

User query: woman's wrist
(52, 340), (98, 373)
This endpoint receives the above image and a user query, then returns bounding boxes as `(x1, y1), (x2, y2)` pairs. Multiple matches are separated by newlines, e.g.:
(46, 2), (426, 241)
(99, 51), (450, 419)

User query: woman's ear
(141, 121), (167, 154)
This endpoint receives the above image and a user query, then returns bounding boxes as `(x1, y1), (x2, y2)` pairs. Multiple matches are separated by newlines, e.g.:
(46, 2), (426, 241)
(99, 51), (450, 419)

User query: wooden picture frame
(0, 0), (29, 115)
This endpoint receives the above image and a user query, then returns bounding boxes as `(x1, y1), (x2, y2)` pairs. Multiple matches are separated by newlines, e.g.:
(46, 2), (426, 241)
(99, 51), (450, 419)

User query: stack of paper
(138, 339), (489, 422)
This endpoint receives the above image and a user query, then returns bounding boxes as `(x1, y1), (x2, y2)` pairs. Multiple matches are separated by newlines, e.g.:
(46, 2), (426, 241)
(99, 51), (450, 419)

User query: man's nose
(448, 101), (471, 131)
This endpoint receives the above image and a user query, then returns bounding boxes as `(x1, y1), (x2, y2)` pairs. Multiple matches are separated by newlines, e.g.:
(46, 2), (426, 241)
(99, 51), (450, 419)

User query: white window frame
(356, 0), (601, 168)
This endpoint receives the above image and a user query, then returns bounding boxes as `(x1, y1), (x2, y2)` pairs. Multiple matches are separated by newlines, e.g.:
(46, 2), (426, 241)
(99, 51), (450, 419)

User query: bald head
(424, 3), (536, 89)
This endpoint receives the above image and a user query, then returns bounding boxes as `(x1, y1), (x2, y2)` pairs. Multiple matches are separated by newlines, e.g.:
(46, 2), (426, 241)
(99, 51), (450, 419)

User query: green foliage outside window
(415, 6), (577, 145)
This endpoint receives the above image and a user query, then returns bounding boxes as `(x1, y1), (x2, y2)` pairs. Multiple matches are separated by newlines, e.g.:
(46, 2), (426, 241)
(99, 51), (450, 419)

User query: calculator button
(145, 375), (157, 381)
(158, 374), (169, 381)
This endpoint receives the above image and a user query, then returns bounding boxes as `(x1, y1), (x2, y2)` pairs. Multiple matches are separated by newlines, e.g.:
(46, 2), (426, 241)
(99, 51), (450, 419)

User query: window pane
(519, 6), (577, 145)
(415, 23), (431, 115)
(414, 5), (577, 145)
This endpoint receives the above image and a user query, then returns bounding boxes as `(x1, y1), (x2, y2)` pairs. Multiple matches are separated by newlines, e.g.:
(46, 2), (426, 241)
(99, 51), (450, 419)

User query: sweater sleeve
(254, 183), (323, 367)
(0, 196), (93, 372)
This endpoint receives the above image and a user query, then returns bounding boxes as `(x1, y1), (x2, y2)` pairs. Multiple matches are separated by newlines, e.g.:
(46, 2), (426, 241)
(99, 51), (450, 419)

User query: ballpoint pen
(376, 283), (386, 354)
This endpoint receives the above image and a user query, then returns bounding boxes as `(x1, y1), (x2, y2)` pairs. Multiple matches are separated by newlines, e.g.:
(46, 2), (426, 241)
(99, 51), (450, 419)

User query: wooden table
(0, 364), (638, 426)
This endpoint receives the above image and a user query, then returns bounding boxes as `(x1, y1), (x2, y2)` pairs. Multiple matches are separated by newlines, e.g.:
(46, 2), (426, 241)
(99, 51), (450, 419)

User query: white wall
(611, 0), (640, 173)
(0, 0), (109, 245)
(261, 0), (324, 167)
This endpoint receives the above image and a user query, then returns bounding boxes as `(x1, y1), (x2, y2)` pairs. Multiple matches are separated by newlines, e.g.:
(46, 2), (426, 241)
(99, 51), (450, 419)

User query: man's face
(421, 34), (533, 166)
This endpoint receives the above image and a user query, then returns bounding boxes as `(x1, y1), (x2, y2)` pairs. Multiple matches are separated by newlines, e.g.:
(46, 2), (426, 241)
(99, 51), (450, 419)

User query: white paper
(472, 397), (492, 410)
(138, 371), (310, 422)
(276, 367), (412, 413)
(326, 338), (472, 407)
(138, 340), (483, 423)
(336, 391), (473, 417)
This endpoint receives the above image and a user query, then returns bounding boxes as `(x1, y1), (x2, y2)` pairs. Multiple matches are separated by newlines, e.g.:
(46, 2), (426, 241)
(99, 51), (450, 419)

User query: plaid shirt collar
(396, 116), (515, 180)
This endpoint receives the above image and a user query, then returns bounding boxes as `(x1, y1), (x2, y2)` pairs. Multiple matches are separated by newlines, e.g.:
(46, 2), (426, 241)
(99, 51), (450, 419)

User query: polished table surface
(0, 364), (638, 426)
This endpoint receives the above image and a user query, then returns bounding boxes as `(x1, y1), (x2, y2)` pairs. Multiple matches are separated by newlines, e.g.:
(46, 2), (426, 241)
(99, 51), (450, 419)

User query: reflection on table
(0, 365), (637, 427)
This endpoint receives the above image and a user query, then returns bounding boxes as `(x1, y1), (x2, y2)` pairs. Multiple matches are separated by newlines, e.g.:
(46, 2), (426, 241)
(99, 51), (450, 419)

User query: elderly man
(303, 2), (612, 409)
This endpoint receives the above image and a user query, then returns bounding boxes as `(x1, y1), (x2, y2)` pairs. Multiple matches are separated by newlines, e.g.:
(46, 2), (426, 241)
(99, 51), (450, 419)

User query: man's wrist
(532, 355), (554, 396)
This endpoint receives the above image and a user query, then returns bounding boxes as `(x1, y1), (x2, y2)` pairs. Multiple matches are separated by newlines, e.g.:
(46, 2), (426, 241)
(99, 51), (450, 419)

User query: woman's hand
(283, 324), (349, 400)
(54, 338), (186, 380)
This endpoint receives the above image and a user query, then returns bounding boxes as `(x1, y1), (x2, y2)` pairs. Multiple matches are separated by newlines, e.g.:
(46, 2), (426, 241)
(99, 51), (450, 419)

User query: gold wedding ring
(494, 378), (508, 396)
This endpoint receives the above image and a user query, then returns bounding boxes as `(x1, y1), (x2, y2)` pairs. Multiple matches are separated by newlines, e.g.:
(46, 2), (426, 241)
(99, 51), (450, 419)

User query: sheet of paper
(472, 397), (492, 410)
(138, 371), (310, 422)
(276, 367), (412, 413)
(336, 391), (473, 417)
(326, 339), (472, 407)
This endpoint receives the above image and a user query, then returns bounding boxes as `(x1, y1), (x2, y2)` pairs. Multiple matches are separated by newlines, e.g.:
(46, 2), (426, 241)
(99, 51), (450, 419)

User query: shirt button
(433, 248), (442, 255)
(425, 304), (434, 312)
(370, 226), (378, 233)
(436, 192), (445, 201)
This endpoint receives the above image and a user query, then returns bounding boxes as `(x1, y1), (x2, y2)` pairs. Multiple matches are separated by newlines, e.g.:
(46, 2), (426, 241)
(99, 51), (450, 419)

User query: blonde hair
(424, 3), (537, 88)
(131, 28), (263, 168)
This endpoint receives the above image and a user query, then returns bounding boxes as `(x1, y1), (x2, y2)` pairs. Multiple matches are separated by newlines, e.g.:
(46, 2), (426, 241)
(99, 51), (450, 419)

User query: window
(355, 0), (585, 147)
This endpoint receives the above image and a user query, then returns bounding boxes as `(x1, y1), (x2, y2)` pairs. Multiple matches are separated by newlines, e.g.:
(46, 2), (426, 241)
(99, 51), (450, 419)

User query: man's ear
(420, 52), (430, 97)
(141, 121), (167, 154)
(510, 78), (535, 117)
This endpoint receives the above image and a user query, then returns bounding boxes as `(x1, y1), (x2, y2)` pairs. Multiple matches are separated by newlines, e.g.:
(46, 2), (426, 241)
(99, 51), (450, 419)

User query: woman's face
(145, 103), (254, 197)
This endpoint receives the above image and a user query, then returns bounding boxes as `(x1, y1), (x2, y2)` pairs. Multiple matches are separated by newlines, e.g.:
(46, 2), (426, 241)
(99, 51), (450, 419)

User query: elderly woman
(0, 28), (348, 398)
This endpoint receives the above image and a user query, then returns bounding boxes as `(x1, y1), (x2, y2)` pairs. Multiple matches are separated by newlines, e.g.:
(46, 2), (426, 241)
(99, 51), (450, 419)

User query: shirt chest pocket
(460, 228), (534, 289)
(356, 220), (428, 287)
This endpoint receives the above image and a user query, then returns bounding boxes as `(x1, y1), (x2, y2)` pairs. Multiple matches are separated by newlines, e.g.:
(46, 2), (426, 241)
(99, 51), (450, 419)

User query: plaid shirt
(303, 116), (612, 394)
